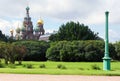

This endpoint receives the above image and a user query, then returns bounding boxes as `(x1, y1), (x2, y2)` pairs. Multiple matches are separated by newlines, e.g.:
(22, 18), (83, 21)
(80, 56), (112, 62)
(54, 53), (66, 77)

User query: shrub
(46, 40), (117, 62)
(0, 63), (5, 68)
(13, 40), (50, 61)
(8, 64), (16, 69)
(23, 64), (26, 67)
(91, 64), (101, 70)
(114, 42), (120, 60)
(24, 64), (33, 69)
(79, 68), (84, 70)
(57, 64), (67, 69)
(46, 42), (61, 61)
(39, 64), (46, 68)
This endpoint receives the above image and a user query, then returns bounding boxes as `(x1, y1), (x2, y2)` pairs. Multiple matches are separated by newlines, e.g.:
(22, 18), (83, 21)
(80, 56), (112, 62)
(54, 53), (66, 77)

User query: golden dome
(10, 29), (14, 33)
(37, 19), (44, 25)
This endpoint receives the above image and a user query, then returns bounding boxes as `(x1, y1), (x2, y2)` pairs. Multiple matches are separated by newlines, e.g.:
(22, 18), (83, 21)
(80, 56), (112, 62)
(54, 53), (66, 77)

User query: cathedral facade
(15, 6), (45, 40)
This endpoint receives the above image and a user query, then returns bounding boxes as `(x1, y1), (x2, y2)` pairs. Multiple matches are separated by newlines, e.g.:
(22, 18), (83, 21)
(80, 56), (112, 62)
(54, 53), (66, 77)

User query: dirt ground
(0, 74), (120, 81)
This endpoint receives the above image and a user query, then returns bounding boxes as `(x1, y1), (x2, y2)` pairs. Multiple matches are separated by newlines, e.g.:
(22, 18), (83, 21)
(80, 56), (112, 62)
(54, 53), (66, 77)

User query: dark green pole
(103, 11), (111, 71)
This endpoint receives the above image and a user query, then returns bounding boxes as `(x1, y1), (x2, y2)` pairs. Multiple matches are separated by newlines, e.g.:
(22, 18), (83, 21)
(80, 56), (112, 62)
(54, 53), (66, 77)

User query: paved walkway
(0, 74), (120, 81)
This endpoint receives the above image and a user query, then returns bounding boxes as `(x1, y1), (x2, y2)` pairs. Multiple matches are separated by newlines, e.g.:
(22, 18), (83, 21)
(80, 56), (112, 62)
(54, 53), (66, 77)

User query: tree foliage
(13, 40), (50, 61)
(12, 44), (27, 64)
(0, 40), (50, 64)
(46, 40), (116, 62)
(114, 42), (120, 60)
(0, 42), (27, 64)
(49, 21), (102, 41)
(0, 30), (7, 42)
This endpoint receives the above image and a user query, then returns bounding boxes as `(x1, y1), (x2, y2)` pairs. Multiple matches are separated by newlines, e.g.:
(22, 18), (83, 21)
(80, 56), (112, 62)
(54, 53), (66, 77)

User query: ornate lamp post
(103, 11), (111, 70)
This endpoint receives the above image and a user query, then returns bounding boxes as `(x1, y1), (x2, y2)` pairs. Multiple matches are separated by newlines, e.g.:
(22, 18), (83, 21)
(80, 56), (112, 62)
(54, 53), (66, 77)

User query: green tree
(114, 42), (120, 60)
(0, 43), (14, 64)
(0, 30), (8, 42)
(46, 40), (117, 62)
(13, 40), (49, 61)
(3, 43), (17, 64)
(0, 42), (9, 64)
(0, 42), (27, 64)
(0, 42), (6, 62)
(49, 21), (102, 41)
(15, 45), (27, 65)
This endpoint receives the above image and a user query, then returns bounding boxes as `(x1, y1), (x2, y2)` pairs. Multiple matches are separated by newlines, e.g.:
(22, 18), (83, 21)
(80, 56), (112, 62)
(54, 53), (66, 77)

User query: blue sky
(0, 0), (120, 42)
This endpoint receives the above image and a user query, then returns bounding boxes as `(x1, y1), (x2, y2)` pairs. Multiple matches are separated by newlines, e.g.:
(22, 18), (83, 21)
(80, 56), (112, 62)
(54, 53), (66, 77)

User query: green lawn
(0, 61), (120, 76)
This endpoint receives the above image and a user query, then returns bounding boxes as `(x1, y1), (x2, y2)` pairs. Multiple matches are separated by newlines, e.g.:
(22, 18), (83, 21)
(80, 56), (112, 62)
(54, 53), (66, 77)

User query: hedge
(46, 40), (117, 62)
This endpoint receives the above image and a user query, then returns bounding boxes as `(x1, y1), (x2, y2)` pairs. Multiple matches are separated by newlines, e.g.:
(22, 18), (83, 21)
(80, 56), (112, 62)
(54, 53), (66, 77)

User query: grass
(0, 61), (120, 76)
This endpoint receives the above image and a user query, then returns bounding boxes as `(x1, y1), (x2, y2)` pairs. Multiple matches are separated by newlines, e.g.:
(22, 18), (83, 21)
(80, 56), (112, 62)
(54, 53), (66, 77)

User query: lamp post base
(103, 57), (111, 71)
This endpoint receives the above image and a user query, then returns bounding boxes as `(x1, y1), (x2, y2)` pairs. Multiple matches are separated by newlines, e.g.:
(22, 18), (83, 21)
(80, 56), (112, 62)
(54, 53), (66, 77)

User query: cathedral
(15, 6), (45, 40)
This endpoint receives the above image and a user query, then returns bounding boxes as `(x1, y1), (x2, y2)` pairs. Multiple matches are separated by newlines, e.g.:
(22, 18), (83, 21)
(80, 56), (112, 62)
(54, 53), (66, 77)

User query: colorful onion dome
(16, 27), (21, 33)
(26, 6), (30, 10)
(37, 19), (44, 25)
(10, 29), (14, 33)
(34, 26), (39, 32)
(21, 26), (26, 32)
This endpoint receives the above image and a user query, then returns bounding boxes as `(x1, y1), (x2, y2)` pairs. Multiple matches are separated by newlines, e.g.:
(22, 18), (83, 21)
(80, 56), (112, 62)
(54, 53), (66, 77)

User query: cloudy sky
(0, 0), (120, 42)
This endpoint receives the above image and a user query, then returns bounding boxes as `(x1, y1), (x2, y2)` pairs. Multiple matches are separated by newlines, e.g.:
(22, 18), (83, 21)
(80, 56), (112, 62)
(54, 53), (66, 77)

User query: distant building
(15, 6), (45, 40)
(39, 33), (51, 42)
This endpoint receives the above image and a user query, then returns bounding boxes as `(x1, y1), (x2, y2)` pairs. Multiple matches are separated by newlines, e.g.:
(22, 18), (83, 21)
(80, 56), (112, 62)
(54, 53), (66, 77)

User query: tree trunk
(5, 59), (8, 65)
(18, 58), (23, 65)
(18, 61), (22, 65)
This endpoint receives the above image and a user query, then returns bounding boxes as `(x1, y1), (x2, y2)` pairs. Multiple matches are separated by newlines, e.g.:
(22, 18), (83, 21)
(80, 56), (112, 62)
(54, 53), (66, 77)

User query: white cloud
(0, 19), (12, 35)
(109, 29), (120, 42)
(0, 0), (120, 42)
(0, 0), (119, 23)
(45, 29), (56, 33)
(0, 0), (118, 23)
(0, 19), (22, 36)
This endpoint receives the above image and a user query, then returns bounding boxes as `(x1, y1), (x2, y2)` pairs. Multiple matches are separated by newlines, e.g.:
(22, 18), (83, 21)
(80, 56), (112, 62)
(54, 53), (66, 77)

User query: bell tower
(21, 6), (34, 40)
(15, 1), (45, 40)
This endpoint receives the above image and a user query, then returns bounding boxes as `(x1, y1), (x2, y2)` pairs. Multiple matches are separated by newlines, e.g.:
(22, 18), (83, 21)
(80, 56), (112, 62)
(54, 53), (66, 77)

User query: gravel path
(0, 74), (120, 81)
